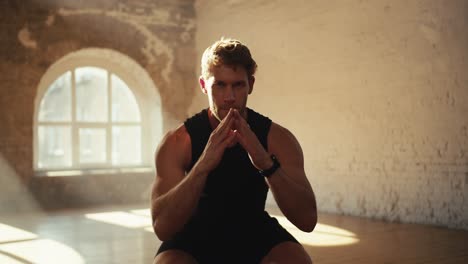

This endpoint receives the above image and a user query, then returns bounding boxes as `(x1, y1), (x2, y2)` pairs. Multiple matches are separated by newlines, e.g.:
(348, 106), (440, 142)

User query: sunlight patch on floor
(0, 253), (24, 264)
(130, 209), (151, 217)
(84, 208), (359, 247)
(0, 238), (85, 264)
(85, 211), (152, 228)
(0, 223), (38, 243)
(271, 214), (359, 247)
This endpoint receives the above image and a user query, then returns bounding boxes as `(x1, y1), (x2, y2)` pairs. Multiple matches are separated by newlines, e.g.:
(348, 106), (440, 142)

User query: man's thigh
(260, 241), (312, 264)
(154, 249), (198, 264)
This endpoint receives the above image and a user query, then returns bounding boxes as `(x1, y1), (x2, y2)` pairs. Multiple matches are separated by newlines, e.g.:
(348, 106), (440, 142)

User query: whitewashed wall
(191, 0), (468, 229)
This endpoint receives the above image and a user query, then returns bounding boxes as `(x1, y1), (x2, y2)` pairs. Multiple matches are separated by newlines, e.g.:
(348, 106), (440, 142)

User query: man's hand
(233, 109), (273, 170)
(197, 108), (238, 173)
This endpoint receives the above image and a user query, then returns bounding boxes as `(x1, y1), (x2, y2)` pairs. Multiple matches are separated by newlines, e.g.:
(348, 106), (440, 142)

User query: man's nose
(224, 87), (235, 103)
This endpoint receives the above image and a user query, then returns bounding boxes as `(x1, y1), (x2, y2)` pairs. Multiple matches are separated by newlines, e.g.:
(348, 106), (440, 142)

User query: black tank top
(184, 108), (272, 223)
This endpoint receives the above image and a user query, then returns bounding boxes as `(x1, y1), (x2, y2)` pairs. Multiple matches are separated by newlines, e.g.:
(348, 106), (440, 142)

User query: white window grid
(37, 67), (143, 171)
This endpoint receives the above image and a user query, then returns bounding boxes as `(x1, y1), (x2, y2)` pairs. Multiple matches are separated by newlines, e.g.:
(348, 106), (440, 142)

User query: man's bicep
(270, 123), (311, 187)
(153, 133), (188, 198)
(154, 164), (186, 198)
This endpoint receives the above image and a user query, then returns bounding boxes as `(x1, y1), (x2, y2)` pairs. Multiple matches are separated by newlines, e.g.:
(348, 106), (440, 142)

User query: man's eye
(233, 82), (245, 88)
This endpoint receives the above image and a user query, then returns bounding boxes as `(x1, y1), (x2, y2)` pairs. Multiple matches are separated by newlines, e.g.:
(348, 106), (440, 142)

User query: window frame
(34, 48), (163, 175)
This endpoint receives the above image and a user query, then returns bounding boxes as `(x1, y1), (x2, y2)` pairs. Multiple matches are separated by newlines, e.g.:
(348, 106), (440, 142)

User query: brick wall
(0, 0), (196, 211)
(193, 0), (468, 229)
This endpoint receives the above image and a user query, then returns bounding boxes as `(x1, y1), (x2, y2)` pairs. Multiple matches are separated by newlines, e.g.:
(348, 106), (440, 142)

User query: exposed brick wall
(0, 0), (196, 211)
(194, 0), (468, 229)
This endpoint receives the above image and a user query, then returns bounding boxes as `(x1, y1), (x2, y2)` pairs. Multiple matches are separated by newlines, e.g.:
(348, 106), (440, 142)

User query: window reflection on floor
(0, 239), (85, 264)
(0, 207), (359, 263)
(0, 254), (24, 264)
(0, 224), (84, 264)
(271, 214), (359, 247)
(0, 223), (38, 243)
(84, 208), (359, 247)
(85, 211), (151, 228)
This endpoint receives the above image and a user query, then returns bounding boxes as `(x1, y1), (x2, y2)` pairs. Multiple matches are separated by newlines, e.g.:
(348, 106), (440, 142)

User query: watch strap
(259, 154), (280, 177)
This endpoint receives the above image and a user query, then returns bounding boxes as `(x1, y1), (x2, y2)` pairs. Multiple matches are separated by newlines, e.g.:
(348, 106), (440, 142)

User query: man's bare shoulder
(268, 122), (304, 159)
(162, 124), (190, 145)
(269, 122), (298, 144)
(156, 124), (191, 168)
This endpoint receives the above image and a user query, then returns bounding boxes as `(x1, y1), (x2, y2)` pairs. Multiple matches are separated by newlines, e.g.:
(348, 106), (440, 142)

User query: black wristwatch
(259, 155), (281, 178)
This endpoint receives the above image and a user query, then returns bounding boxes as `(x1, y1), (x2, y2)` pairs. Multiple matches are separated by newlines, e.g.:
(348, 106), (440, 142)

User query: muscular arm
(150, 126), (208, 241)
(266, 123), (317, 232)
(233, 110), (317, 232)
(150, 109), (237, 241)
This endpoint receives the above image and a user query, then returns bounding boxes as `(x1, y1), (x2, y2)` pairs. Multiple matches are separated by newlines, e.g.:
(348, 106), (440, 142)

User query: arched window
(34, 49), (162, 174)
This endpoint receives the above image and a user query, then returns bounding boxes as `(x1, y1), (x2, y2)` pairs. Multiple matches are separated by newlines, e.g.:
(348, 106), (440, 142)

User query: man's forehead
(221, 64), (241, 71)
(208, 64), (248, 78)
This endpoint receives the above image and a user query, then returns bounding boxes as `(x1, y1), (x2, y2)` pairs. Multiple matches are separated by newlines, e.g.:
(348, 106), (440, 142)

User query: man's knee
(261, 242), (312, 264)
(154, 250), (198, 264)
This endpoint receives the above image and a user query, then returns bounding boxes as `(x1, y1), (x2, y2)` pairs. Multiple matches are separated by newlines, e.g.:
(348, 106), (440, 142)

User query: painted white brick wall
(192, 0), (468, 229)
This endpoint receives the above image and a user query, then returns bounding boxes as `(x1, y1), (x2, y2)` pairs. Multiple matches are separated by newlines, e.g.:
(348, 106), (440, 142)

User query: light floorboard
(0, 204), (467, 263)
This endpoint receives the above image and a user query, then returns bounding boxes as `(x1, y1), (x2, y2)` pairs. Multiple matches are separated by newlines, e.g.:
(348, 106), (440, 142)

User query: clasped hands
(198, 108), (273, 174)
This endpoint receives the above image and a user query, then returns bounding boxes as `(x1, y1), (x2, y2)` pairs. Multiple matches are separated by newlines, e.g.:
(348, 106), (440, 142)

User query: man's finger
(223, 129), (238, 148)
(213, 112), (237, 145)
(235, 129), (248, 149)
(220, 112), (236, 136)
(235, 117), (249, 135)
(216, 108), (235, 133)
(216, 108), (236, 134)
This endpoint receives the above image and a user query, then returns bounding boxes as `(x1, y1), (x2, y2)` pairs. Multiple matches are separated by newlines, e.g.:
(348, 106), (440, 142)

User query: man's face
(200, 64), (254, 121)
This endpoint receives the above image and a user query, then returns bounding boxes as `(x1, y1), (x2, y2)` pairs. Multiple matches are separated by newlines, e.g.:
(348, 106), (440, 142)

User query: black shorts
(156, 213), (298, 264)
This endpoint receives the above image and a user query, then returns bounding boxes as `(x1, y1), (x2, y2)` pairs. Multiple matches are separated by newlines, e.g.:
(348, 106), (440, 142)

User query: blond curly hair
(201, 37), (257, 79)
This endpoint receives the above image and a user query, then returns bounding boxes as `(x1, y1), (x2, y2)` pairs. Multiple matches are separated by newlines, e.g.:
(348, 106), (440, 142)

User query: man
(151, 38), (317, 264)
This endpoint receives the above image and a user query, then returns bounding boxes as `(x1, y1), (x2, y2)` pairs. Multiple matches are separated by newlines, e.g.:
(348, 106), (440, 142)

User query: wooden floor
(0, 204), (467, 264)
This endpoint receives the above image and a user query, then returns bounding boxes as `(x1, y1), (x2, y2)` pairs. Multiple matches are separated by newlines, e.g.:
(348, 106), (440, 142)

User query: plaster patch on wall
(57, 7), (194, 82)
(420, 23), (440, 47)
(150, 9), (171, 23)
(335, 194), (344, 213)
(18, 26), (38, 49)
(181, 22), (195, 43)
(45, 15), (55, 26)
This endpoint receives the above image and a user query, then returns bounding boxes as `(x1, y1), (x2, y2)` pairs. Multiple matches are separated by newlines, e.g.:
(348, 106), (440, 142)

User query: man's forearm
(152, 164), (209, 241)
(267, 169), (317, 232)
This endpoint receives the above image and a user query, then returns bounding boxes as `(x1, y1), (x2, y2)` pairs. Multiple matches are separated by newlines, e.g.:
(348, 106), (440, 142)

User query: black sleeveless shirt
(184, 108), (272, 223)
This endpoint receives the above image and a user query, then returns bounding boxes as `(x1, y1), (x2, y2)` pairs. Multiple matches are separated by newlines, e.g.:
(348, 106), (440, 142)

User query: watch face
(271, 155), (278, 162)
